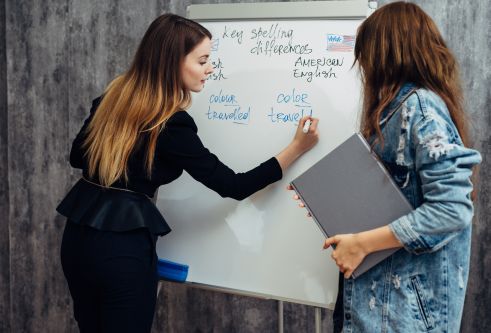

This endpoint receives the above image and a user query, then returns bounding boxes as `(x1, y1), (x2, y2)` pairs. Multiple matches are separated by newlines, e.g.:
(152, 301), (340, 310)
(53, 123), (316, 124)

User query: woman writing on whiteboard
(293, 2), (480, 332)
(57, 14), (319, 333)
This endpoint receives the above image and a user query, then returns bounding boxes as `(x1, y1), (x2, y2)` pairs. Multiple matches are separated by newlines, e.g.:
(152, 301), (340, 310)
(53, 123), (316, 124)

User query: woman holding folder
(57, 14), (319, 333)
(293, 2), (480, 332)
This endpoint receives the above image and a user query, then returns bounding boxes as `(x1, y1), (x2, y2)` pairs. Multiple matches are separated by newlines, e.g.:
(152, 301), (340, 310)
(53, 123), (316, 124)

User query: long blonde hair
(354, 2), (469, 147)
(83, 14), (211, 186)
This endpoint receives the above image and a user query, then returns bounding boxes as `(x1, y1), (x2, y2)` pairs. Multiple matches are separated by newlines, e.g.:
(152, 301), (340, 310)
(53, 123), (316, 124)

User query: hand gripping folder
(290, 133), (413, 278)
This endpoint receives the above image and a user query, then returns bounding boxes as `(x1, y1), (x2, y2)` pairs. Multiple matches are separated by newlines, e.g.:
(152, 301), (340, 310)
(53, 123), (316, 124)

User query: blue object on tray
(157, 258), (189, 282)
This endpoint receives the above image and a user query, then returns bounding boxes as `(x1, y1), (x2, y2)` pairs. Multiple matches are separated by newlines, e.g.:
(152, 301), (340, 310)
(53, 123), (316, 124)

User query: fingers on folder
(323, 236), (337, 249)
(286, 185), (311, 217)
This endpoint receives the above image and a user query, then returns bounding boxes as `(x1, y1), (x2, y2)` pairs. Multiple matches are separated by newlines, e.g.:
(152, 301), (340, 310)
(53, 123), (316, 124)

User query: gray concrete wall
(1, 0), (489, 332)
(5, 0), (74, 331)
(0, 0), (10, 332)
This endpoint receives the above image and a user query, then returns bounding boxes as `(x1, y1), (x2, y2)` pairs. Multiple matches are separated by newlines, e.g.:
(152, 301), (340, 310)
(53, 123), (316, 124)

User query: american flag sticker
(326, 34), (355, 52)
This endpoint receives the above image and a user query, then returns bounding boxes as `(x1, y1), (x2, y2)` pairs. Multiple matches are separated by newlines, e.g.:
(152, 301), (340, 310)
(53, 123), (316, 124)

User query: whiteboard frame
(188, 0), (367, 21)
(164, 0), (368, 309)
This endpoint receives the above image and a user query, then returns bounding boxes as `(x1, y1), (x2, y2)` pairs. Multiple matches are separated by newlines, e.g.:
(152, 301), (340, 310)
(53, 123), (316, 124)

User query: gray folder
(290, 133), (413, 278)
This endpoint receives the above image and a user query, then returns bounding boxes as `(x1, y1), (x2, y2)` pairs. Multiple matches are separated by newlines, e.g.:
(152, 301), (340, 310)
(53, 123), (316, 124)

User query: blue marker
(157, 258), (189, 282)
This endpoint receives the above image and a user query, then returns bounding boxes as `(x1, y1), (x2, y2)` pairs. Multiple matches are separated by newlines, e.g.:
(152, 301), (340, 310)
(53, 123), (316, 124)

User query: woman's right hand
(291, 116), (319, 154)
(275, 116), (319, 173)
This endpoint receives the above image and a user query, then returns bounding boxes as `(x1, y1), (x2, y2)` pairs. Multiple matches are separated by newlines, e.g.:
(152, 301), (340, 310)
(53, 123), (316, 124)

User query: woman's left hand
(324, 233), (368, 279)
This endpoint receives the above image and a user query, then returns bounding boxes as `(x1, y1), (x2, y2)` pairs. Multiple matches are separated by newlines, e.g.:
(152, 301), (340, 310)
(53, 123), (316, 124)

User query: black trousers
(60, 221), (158, 333)
(333, 272), (344, 333)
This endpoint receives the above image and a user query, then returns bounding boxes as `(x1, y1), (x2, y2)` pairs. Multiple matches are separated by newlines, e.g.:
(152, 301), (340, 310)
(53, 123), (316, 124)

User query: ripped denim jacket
(341, 83), (482, 333)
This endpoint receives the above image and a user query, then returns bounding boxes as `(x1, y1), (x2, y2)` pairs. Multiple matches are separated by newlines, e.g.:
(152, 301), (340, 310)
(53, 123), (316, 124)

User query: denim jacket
(342, 83), (482, 333)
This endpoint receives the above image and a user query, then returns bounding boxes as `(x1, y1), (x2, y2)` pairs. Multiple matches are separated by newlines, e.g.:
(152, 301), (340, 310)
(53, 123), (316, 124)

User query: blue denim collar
(380, 82), (418, 125)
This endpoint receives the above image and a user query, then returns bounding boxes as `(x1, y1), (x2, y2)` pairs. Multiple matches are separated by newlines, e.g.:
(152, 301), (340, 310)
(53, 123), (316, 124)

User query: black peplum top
(57, 97), (283, 235)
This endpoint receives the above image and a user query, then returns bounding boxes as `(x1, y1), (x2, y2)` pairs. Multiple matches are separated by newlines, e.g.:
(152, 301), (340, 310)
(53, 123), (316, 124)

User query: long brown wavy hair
(83, 14), (211, 186)
(354, 2), (469, 147)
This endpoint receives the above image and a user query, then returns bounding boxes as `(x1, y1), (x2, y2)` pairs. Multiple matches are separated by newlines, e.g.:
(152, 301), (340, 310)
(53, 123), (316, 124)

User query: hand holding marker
(303, 119), (312, 133)
(289, 116), (317, 217)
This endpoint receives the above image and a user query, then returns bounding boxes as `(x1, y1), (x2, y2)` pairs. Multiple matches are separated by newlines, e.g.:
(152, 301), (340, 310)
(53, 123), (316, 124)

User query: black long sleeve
(158, 111), (282, 200)
(69, 97), (102, 169)
(69, 98), (282, 199)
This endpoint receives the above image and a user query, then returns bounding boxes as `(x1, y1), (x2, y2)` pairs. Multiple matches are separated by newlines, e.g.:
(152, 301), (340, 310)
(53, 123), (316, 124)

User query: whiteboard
(156, 4), (364, 308)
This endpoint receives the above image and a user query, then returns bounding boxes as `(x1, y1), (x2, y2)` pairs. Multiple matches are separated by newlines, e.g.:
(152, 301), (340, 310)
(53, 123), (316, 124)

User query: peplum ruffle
(56, 178), (171, 236)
